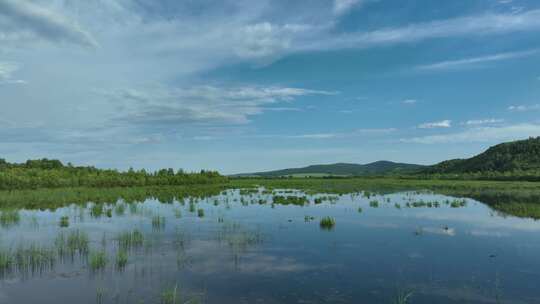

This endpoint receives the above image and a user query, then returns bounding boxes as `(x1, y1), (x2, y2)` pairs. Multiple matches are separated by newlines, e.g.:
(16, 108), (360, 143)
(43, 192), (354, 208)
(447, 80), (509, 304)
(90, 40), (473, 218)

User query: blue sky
(1, 0), (540, 174)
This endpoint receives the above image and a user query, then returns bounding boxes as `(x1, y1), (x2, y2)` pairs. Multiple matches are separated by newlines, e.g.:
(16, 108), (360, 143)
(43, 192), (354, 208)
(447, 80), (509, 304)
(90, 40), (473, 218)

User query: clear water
(1, 188), (540, 303)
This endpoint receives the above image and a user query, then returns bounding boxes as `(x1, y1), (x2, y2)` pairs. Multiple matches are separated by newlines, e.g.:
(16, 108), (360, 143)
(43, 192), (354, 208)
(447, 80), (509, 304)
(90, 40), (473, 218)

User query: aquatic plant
(304, 215), (315, 222)
(450, 199), (467, 208)
(0, 249), (14, 276)
(96, 286), (106, 304)
(152, 215), (165, 230)
(116, 249), (128, 269)
(89, 250), (108, 271)
(117, 230), (144, 251)
(197, 209), (205, 218)
(370, 200), (379, 208)
(55, 230), (89, 261)
(173, 208), (182, 218)
(59, 216), (69, 228)
(272, 195), (308, 206)
(13, 244), (56, 276)
(0, 210), (20, 228)
(114, 203), (126, 216)
(319, 217), (336, 230)
(91, 204), (104, 218)
(394, 289), (414, 304)
(160, 284), (179, 304)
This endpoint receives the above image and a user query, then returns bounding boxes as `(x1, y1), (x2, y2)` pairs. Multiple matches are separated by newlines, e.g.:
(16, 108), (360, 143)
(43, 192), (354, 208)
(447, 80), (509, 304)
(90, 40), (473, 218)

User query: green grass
(152, 215), (165, 230)
(370, 200), (379, 208)
(0, 249), (14, 276)
(450, 199), (467, 208)
(0, 210), (20, 228)
(89, 250), (108, 271)
(0, 244), (57, 276)
(394, 289), (414, 304)
(160, 285), (179, 304)
(319, 217), (336, 230)
(55, 230), (89, 260)
(115, 249), (128, 269)
(117, 230), (144, 251)
(91, 204), (104, 218)
(59, 216), (69, 228)
(114, 203), (126, 216)
(272, 195), (308, 206)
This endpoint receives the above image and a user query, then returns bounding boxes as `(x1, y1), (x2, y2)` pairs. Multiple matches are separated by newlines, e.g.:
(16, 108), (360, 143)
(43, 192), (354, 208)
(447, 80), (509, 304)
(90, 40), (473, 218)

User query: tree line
(0, 158), (227, 190)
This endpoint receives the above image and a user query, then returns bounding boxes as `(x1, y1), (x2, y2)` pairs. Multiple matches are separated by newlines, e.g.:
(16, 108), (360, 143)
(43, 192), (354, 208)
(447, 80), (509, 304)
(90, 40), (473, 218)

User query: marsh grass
(319, 217), (336, 230)
(152, 216), (165, 230)
(0, 249), (13, 277)
(114, 203), (126, 216)
(0, 244), (57, 277)
(89, 250), (108, 271)
(160, 284), (179, 304)
(394, 289), (414, 304)
(117, 230), (144, 251)
(0, 210), (20, 228)
(115, 249), (128, 270)
(59, 216), (69, 228)
(273, 195), (308, 206)
(91, 204), (104, 218)
(55, 229), (89, 261)
(370, 200), (379, 208)
(197, 209), (205, 218)
(451, 199), (467, 208)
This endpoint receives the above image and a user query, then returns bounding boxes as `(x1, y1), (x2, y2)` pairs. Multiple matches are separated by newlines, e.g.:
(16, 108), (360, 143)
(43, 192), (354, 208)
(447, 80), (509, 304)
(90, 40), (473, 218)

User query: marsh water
(1, 187), (540, 304)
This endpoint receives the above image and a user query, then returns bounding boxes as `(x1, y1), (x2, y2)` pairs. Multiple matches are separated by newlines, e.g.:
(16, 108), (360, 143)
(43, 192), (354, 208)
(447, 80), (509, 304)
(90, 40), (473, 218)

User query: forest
(0, 158), (227, 190)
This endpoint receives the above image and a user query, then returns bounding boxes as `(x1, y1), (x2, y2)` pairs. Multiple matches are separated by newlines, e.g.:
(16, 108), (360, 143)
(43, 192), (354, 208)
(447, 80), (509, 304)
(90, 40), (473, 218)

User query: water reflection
(0, 187), (539, 303)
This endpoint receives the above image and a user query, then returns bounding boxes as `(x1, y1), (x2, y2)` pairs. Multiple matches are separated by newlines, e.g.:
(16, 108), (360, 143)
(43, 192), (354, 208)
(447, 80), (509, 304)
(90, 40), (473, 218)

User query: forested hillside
(423, 137), (540, 180)
(242, 161), (425, 177)
(0, 158), (226, 190)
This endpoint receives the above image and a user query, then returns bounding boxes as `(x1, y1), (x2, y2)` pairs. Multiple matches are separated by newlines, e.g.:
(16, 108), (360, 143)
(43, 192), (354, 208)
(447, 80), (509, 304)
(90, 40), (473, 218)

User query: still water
(1, 188), (539, 303)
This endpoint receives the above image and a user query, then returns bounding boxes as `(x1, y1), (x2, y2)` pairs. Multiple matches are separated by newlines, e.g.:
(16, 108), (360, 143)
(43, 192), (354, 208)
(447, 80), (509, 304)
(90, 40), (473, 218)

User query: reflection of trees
(0, 185), (225, 211)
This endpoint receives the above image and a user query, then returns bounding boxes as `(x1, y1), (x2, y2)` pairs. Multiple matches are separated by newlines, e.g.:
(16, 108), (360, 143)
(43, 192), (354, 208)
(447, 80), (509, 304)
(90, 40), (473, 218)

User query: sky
(1, 0), (540, 174)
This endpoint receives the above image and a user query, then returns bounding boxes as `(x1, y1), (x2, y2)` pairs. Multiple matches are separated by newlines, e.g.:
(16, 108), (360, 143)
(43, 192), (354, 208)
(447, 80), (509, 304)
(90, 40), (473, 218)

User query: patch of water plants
(319, 216), (336, 230)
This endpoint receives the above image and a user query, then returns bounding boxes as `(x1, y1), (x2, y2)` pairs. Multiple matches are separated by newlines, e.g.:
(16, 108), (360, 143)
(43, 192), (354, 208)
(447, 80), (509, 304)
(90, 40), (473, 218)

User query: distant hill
(237, 161), (426, 177)
(426, 137), (540, 174)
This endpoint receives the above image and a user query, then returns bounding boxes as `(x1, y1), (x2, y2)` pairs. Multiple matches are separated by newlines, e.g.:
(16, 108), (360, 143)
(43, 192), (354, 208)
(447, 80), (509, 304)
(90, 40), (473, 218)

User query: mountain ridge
(235, 160), (426, 177)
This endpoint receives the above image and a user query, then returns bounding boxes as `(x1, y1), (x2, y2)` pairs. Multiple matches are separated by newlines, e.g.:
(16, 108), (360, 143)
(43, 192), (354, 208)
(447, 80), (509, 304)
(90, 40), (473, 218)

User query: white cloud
(402, 99), (417, 105)
(104, 85), (336, 126)
(417, 50), (538, 70)
(311, 9), (540, 52)
(0, 0), (97, 48)
(0, 62), (26, 84)
(289, 133), (338, 139)
(284, 128), (396, 140)
(333, 0), (362, 15)
(418, 120), (452, 129)
(402, 123), (540, 144)
(462, 118), (504, 126)
(508, 104), (540, 112)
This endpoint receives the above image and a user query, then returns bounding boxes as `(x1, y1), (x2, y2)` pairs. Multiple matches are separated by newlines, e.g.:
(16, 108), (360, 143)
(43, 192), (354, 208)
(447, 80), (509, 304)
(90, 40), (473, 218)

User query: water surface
(1, 188), (540, 303)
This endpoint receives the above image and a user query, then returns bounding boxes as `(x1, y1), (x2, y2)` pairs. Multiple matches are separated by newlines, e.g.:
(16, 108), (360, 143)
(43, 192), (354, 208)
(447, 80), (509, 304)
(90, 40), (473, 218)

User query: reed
(319, 217), (336, 230)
